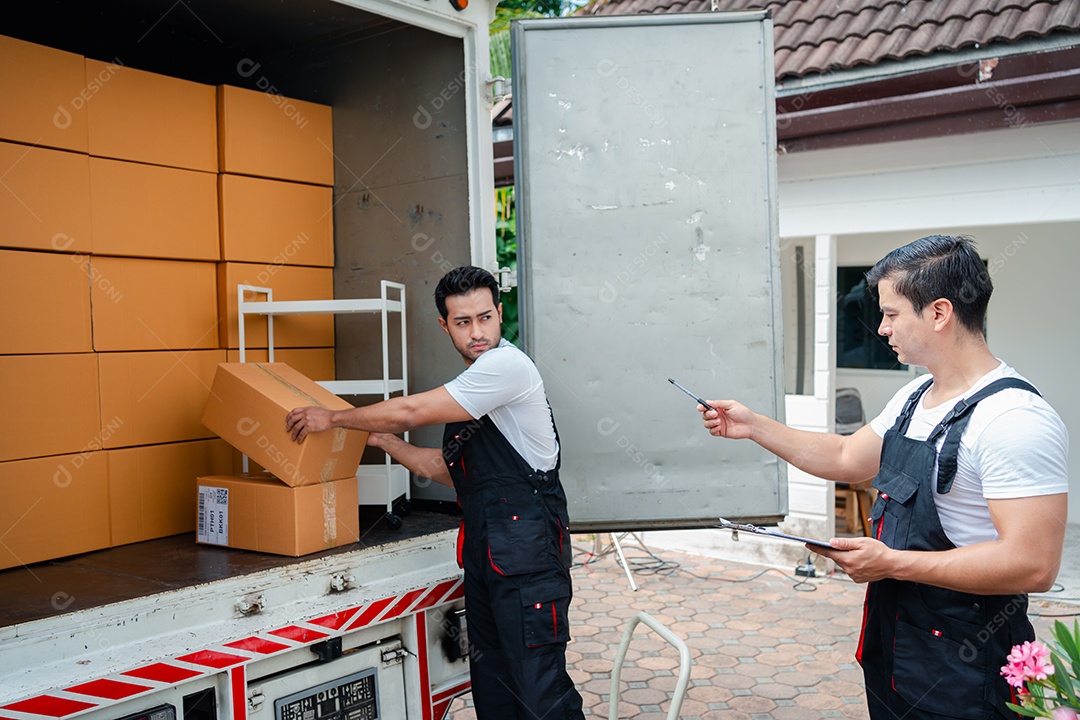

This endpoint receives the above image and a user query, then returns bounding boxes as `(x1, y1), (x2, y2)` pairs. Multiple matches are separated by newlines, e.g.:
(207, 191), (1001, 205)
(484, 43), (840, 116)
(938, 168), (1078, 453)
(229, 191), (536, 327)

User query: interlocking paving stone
(446, 538), (1071, 719)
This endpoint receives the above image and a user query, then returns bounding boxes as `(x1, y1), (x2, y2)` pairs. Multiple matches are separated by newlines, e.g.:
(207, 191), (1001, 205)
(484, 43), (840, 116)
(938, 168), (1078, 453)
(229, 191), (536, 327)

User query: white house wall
(648, 120), (1079, 563)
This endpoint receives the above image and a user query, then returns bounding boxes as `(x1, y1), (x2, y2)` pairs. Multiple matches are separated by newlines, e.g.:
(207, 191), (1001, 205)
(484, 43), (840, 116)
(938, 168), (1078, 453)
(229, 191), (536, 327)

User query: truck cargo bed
(0, 507), (458, 629)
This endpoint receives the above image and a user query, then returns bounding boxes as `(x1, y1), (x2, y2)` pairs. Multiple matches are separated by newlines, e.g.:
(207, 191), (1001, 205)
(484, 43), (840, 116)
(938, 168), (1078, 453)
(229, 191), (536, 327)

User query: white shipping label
(197, 486), (229, 545)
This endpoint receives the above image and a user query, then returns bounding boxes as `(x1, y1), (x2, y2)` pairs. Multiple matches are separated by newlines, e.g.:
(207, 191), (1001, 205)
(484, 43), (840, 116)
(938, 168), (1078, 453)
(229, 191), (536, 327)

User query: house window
(836, 266), (907, 371)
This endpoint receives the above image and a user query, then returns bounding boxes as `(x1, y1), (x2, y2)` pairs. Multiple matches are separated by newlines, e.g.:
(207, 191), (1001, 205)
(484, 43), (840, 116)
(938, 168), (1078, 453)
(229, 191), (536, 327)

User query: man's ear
(497, 302), (503, 323)
(438, 317), (450, 336)
(931, 298), (954, 331)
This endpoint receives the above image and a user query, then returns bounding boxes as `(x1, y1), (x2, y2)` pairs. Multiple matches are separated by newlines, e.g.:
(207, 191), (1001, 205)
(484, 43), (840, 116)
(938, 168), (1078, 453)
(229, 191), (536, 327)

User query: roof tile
(577, 0), (1080, 79)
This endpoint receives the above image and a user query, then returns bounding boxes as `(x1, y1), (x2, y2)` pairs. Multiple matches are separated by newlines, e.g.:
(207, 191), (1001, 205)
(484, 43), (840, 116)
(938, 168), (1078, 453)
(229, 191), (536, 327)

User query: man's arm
(819, 493), (1067, 594)
(367, 433), (453, 488)
(702, 399), (883, 484)
(286, 386), (473, 443)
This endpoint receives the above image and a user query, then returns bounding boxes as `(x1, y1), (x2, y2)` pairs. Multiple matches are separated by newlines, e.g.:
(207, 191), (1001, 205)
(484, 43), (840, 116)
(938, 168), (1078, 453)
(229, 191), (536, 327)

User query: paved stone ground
(447, 537), (1076, 719)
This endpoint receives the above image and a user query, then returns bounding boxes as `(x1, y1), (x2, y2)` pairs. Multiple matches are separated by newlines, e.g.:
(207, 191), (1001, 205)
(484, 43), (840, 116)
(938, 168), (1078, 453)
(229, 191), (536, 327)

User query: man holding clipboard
(698, 236), (1068, 720)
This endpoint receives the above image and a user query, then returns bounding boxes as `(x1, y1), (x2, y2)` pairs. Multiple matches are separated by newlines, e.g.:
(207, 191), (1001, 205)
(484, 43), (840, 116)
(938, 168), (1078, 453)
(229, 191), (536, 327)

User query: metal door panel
(513, 12), (784, 530)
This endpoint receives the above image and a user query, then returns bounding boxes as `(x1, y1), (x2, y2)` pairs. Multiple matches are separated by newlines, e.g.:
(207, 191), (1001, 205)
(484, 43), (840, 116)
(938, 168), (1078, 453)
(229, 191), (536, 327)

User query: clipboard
(717, 517), (843, 551)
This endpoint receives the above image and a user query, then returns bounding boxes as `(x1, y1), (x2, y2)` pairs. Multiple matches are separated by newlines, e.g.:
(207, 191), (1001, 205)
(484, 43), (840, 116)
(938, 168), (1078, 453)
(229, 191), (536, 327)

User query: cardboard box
(217, 85), (333, 185)
(224, 349), (335, 476)
(91, 158), (219, 260)
(90, 257), (219, 351)
(0, 35), (88, 152)
(0, 249), (92, 354)
(201, 362), (366, 486)
(0, 353), (100, 462)
(0, 140), (92, 253)
(217, 262), (334, 348)
(86, 59), (217, 172)
(196, 473), (359, 556)
(225, 348), (336, 381)
(0, 452), (110, 570)
(107, 439), (233, 546)
(219, 174), (333, 266)
(98, 350), (226, 449)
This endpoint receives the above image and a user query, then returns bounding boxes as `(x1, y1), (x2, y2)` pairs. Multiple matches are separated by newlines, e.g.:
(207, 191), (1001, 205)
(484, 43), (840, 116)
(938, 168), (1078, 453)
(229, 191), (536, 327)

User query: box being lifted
(202, 362), (367, 486)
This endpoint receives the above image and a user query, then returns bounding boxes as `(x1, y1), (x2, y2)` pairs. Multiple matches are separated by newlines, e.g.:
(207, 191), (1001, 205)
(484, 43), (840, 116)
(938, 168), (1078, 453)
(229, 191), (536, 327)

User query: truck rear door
(512, 11), (784, 531)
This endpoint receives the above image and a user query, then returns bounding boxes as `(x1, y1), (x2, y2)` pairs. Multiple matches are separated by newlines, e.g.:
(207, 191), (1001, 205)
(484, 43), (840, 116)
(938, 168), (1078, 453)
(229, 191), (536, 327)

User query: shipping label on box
(197, 485), (230, 545)
(202, 362), (367, 486)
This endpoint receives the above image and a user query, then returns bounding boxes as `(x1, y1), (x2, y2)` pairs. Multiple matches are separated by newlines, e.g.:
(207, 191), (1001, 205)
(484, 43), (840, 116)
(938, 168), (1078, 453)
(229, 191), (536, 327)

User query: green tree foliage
(496, 186), (520, 346)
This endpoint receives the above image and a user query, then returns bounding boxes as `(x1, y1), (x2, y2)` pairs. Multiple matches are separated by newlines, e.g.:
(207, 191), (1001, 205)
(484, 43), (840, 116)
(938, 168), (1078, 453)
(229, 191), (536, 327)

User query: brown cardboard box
(0, 249), (92, 354)
(217, 262), (334, 348)
(201, 362), (366, 486)
(86, 59), (216, 172)
(0, 353), (100, 462)
(217, 85), (333, 185)
(225, 348), (336, 381)
(98, 349), (226, 449)
(196, 473), (358, 556)
(0, 35), (88, 152)
(107, 439), (233, 546)
(91, 158), (219, 260)
(0, 452), (110, 570)
(224, 348), (335, 475)
(0, 140), (92, 253)
(90, 257), (219, 351)
(219, 174), (333, 266)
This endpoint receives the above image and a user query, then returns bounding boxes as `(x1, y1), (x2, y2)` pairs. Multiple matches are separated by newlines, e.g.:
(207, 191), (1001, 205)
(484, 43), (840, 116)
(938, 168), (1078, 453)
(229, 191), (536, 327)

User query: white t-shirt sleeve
(444, 346), (533, 419)
(968, 404), (1069, 500)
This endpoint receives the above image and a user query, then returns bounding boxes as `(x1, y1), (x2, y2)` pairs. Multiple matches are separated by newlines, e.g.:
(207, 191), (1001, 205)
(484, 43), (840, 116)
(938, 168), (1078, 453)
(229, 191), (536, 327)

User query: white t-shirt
(869, 361), (1068, 547)
(444, 339), (559, 472)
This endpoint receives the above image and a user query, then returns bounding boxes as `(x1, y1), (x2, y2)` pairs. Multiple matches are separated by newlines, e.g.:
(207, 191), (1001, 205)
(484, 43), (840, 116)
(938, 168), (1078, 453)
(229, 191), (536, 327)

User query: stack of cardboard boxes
(0, 34), (350, 569)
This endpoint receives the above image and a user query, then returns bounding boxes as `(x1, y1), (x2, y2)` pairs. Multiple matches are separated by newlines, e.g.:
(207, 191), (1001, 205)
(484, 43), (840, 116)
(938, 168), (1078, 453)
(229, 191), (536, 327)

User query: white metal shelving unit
(237, 280), (411, 529)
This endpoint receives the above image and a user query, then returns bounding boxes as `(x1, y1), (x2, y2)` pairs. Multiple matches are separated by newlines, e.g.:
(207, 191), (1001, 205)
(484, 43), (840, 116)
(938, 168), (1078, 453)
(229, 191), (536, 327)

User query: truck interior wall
(297, 26), (471, 503)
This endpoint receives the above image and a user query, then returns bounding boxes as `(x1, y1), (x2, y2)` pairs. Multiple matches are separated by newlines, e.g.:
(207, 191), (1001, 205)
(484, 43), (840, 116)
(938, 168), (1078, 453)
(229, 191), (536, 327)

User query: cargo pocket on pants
(893, 620), (985, 719)
(488, 517), (549, 576)
(520, 578), (570, 648)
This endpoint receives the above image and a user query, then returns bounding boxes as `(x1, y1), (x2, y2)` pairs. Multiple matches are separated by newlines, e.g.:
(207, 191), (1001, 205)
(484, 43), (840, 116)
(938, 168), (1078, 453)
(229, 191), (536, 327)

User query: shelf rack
(237, 280), (411, 529)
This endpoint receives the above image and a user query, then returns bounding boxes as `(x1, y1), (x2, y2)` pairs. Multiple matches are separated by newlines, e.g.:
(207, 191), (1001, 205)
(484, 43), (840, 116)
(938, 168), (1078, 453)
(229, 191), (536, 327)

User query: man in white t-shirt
(286, 267), (585, 720)
(698, 235), (1068, 720)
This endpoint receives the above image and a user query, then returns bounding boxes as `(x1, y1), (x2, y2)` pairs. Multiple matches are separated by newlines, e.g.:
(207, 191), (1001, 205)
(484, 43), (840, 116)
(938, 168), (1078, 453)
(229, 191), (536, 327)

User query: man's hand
(813, 537), (895, 584)
(286, 406), (334, 444)
(366, 432), (392, 449)
(701, 400), (757, 440)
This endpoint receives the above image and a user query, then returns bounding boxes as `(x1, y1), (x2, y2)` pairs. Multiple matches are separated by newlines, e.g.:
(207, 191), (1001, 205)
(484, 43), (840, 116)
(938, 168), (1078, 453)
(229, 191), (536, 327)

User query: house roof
(577, 0), (1080, 81)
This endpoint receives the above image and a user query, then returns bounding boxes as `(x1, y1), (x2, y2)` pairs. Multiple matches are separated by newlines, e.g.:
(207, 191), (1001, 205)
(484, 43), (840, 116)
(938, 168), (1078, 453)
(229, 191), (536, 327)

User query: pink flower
(1051, 709), (1080, 720)
(1000, 640), (1056, 689)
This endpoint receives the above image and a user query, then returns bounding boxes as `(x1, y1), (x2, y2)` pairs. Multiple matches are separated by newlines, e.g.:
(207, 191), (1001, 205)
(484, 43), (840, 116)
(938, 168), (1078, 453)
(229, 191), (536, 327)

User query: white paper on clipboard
(717, 517), (844, 551)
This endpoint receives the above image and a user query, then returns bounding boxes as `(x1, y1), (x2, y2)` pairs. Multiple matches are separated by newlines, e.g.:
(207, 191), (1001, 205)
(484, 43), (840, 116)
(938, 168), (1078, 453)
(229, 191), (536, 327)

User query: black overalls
(442, 413), (585, 720)
(861, 377), (1039, 719)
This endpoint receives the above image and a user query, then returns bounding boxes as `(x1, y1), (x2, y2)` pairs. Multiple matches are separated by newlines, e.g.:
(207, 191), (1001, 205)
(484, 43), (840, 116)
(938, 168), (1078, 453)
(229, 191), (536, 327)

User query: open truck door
(512, 11), (785, 531)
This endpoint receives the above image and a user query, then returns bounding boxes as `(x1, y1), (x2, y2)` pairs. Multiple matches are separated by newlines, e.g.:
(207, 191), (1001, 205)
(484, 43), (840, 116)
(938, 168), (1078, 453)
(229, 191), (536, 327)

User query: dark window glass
(836, 266), (907, 371)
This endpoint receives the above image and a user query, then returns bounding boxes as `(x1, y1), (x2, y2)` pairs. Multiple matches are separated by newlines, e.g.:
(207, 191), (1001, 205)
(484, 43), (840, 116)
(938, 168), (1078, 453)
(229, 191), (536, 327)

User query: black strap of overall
(898, 377), (1041, 494)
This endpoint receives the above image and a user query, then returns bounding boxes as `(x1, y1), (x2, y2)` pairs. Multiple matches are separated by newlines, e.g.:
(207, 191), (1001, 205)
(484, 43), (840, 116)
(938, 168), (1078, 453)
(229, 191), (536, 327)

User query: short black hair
(865, 235), (990, 334)
(434, 266), (501, 320)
